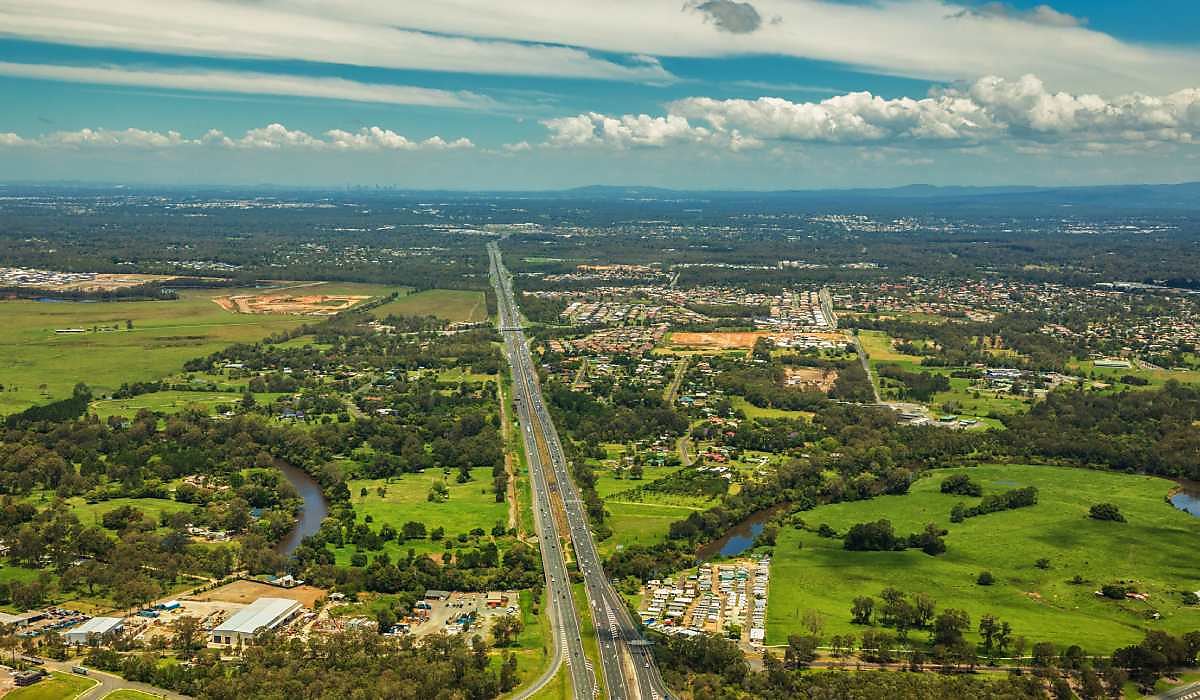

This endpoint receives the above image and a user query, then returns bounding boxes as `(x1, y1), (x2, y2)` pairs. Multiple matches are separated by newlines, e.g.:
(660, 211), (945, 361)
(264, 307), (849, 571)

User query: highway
(490, 242), (671, 700)
(493, 246), (595, 700)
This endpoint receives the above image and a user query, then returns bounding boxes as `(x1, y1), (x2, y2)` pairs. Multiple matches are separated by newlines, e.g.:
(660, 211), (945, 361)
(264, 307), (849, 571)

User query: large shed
(65, 616), (124, 645)
(211, 597), (302, 645)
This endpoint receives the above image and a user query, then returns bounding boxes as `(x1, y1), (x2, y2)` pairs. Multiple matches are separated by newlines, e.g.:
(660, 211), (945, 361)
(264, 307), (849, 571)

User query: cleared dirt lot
(784, 366), (839, 392)
(214, 292), (368, 316)
(194, 580), (327, 608)
(667, 331), (770, 349)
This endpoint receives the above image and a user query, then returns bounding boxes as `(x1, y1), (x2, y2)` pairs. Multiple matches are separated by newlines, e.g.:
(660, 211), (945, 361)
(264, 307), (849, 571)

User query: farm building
(65, 616), (124, 645)
(211, 597), (302, 645)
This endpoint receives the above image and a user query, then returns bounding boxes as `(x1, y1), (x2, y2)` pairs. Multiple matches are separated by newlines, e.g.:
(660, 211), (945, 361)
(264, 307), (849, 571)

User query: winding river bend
(274, 462), (330, 556)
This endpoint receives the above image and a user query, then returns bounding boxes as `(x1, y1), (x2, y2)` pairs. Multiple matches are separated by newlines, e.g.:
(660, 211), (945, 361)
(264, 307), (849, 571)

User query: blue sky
(1, 0), (1198, 189)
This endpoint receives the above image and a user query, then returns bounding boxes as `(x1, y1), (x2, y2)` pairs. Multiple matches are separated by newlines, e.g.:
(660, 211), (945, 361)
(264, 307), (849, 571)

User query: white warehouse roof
(69, 616), (123, 637)
(213, 597), (301, 636)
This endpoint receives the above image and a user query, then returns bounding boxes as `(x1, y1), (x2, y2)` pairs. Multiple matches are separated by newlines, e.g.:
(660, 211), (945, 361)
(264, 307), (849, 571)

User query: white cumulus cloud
(541, 75), (1200, 150)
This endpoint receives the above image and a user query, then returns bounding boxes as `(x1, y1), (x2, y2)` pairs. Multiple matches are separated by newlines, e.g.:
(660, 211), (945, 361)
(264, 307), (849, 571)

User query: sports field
(371, 289), (488, 323)
(767, 464), (1200, 650)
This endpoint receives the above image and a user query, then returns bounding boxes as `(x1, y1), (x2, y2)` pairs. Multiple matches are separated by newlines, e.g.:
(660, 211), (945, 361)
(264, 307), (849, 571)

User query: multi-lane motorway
(490, 242), (671, 700)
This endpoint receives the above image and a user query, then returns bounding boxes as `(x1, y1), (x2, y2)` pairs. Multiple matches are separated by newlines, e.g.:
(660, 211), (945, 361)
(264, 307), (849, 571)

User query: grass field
(767, 464), (1200, 651)
(57, 496), (194, 530)
(1070, 359), (1200, 388)
(0, 282), (396, 415)
(731, 396), (814, 421)
(101, 691), (160, 700)
(6, 672), (97, 700)
(333, 468), (508, 561)
(89, 390), (258, 419)
(0, 290), (307, 413)
(857, 330), (924, 364)
(600, 501), (695, 557)
(371, 289), (488, 323)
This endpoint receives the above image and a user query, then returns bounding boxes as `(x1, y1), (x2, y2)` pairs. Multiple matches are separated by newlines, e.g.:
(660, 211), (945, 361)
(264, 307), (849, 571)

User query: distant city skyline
(1, 0), (1198, 188)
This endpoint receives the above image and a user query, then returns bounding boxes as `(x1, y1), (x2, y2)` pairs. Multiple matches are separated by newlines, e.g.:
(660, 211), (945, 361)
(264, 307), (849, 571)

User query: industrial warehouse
(211, 597), (303, 645)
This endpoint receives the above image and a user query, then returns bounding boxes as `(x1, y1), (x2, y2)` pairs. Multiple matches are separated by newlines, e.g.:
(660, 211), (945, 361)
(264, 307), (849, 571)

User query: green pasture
(767, 464), (1200, 651)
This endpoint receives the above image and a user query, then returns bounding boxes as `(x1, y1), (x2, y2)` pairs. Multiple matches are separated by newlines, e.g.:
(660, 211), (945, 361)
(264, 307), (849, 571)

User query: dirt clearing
(214, 290), (369, 316)
(195, 580), (327, 608)
(668, 331), (770, 349)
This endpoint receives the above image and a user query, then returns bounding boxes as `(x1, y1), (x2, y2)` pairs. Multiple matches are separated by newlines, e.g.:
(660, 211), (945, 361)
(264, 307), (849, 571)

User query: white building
(211, 597), (302, 645)
(66, 617), (124, 645)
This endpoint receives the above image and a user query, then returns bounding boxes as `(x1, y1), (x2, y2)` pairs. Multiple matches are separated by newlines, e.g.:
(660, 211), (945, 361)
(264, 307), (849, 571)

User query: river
(274, 462), (330, 556)
(1170, 479), (1200, 518)
(696, 505), (784, 561)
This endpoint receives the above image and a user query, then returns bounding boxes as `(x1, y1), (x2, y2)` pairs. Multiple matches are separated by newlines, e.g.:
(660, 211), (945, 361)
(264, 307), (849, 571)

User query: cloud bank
(0, 1), (1196, 93)
(0, 62), (497, 110)
(0, 124), (475, 152)
(540, 75), (1200, 150)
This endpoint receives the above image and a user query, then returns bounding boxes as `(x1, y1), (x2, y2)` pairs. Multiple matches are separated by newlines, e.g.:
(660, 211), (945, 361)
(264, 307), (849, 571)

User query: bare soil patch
(668, 331), (769, 349)
(195, 580), (327, 608)
(214, 291), (369, 316)
(784, 366), (839, 392)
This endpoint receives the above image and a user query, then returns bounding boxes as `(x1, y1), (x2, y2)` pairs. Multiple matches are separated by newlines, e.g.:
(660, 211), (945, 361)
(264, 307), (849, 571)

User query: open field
(332, 468), (508, 562)
(6, 672), (97, 700)
(857, 330), (924, 364)
(371, 289), (488, 323)
(102, 691), (161, 700)
(767, 464), (1200, 650)
(667, 331), (768, 350)
(1070, 359), (1200, 388)
(50, 496), (194, 531)
(600, 501), (695, 557)
(0, 289), (306, 413)
(89, 390), (247, 419)
(731, 396), (814, 421)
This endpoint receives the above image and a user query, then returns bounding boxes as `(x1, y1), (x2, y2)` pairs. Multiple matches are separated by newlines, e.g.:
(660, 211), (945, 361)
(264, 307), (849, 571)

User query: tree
(500, 652), (519, 692)
(851, 596), (875, 625)
(1031, 641), (1058, 670)
(1089, 503), (1126, 522)
(932, 609), (970, 648)
(913, 592), (936, 628)
(801, 609), (825, 637)
(491, 614), (523, 647)
(1080, 666), (1106, 700)
(785, 634), (819, 669)
(171, 616), (203, 657)
(976, 571), (995, 586)
(860, 629), (894, 663)
(941, 474), (982, 497)
(978, 614), (999, 658)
